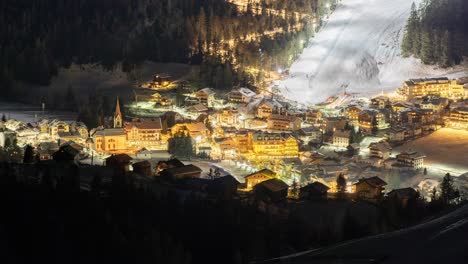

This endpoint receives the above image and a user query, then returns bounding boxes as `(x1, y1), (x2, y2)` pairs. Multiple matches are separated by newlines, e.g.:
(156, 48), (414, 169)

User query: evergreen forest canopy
(401, 0), (468, 67)
(0, 0), (337, 100)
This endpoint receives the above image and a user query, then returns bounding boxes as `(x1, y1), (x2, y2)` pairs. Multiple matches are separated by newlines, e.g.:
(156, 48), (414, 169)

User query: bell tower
(113, 97), (123, 128)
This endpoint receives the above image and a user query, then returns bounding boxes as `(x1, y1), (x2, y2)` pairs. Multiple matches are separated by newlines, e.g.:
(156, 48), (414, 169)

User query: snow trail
(276, 0), (449, 104)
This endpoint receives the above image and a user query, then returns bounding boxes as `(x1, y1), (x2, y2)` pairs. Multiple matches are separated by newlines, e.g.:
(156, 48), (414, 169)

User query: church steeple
(113, 97), (123, 128)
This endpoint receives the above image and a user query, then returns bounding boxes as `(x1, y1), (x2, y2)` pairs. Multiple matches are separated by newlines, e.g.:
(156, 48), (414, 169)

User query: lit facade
(250, 132), (299, 160)
(400, 78), (465, 99)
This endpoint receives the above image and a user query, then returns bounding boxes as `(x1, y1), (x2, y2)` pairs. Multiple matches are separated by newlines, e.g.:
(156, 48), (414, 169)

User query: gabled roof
(300, 181), (330, 193)
(105, 154), (132, 163)
(125, 118), (162, 130)
(245, 168), (276, 179)
(92, 128), (126, 136)
(355, 176), (387, 187)
(387, 187), (417, 197)
(255, 178), (289, 192)
(369, 141), (392, 152)
(197, 87), (215, 95)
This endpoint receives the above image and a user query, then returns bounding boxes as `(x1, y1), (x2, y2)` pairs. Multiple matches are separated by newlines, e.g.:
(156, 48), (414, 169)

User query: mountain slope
(276, 0), (464, 104)
(260, 204), (468, 263)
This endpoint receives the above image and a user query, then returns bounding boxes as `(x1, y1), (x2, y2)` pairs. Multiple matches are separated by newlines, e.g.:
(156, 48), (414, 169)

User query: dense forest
(0, 0), (337, 103)
(401, 0), (468, 67)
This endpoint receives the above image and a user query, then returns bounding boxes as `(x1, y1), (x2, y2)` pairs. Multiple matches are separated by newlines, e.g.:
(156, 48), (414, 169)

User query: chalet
(132, 160), (153, 177)
(105, 154), (133, 173)
(244, 168), (276, 189)
(37, 142), (59, 160)
(48, 120), (70, 138)
(125, 118), (163, 149)
(344, 105), (363, 125)
(388, 127), (405, 142)
(354, 176), (387, 200)
(358, 109), (387, 132)
(187, 104), (209, 113)
(447, 106), (468, 129)
(253, 178), (289, 202)
(296, 127), (322, 143)
(396, 151), (425, 169)
(208, 175), (240, 199)
(369, 141), (392, 159)
(227, 87), (256, 103)
(371, 96), (390, 109)
(387, 187), (418, 208)
(299, 181), (330, 200)
(160, 164), (202, 181)
(195, 88), (215, 106)
(304, 109), (323, 123)
(332, 130), (351, 147)
(52, 143), (83, 162)
(215, 108), (239, 127)
(250, 132), (299, 160)
(323, 117), (347, 133)
(156, 158), (185, 173)
(267, 114), (302, 131)
(420, 97), (448, 113)
(256, 99), (283, 119)
(171, 122), (210, 142)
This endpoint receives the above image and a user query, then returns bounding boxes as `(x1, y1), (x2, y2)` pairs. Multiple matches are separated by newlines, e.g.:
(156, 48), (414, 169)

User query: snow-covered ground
(276, 0), (465, 104)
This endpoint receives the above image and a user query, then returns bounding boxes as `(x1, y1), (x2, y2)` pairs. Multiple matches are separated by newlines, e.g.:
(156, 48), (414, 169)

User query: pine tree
(420, 29), (434, 64)
(440, 30), (453, 67)
(440, 173), (460, 205)
(23, 145), (35, 164)
(401, 2), (419, 56)
(337, 173), (347, 194)
(1, 113), (6, 122)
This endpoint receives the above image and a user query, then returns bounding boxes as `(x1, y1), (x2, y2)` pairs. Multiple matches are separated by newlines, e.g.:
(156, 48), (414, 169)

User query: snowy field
(394, 128), (468, 176)
(0, 101), (76, 123)
(276, 0), (465, 104)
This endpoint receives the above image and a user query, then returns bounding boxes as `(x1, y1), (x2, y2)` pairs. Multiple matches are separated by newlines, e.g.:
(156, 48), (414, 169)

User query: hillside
(0, 0), (337, 105)
(276, 0), (467, 104)
(261, 204), (468, 263)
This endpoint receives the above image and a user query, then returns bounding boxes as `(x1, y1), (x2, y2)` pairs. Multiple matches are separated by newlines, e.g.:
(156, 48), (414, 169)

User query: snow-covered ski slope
(276, 0), (451, 104)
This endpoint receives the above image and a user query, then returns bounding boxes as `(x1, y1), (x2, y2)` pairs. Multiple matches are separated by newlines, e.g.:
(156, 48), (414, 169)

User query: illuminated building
(400, 77), (465, 99)
(256, 99), (283, 119)
(195, 88), (215, 106)
(396, 151), (425, 169)
(125, 118), (164, 149)
(368, 141), (392, 159)
(215, 108), (239, 127)
(358, 109), (388, 132)
(249, 132), (299, 160)
(332, 130), (350, 147)
(244, 168), (276, 189)
(370, 96), (390, 109)
(267, 114), (302, 131)
(446, 106), (468, 129)
(48, 120), (70, 138)
(171, 122), (210, 142)
(354, 176), (387, 200)
(344, 105), (362, 126)
(304, 108), (323, 124)
(227, 87), (256, 103)
(91, 128), (127, 153)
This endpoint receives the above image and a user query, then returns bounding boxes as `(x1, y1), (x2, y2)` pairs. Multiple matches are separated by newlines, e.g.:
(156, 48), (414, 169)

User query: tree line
(401, 0), (468, 67)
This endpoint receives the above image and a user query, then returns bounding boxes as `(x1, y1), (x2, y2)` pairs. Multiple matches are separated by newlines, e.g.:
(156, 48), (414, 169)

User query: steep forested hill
(401, 0), (468, 67)
(0, 0), (335, 102)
